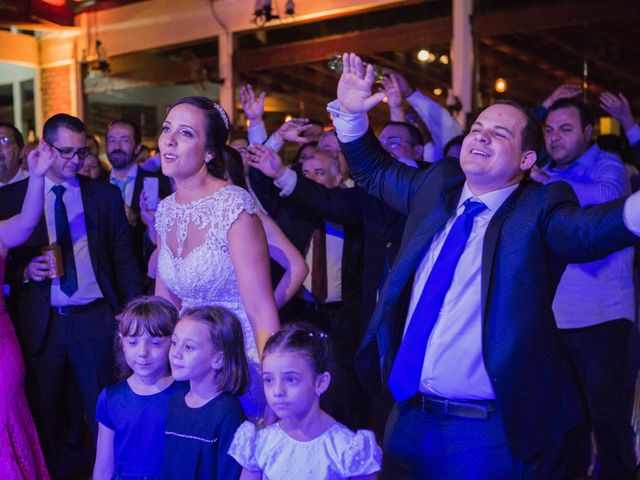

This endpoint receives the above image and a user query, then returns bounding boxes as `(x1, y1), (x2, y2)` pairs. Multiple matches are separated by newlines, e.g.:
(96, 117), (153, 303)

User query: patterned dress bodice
(156, 185), (257, 312)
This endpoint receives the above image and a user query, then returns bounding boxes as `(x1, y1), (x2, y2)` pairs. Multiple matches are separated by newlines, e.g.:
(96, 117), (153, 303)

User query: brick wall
(41, 65), (72, 120)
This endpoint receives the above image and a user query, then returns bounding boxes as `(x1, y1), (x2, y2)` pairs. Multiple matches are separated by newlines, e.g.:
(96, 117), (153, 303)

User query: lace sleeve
(340, 429), (382, 476)
(219, 186), (258, 233)
(154, 194), (174, 242)
(227, 421), (261, 471)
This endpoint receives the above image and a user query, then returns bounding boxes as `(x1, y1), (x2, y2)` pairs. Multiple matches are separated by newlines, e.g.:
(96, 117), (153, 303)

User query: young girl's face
(170, 317), (222, 382)
(121, 331), (172, 381)
(262, 349), (330, 421)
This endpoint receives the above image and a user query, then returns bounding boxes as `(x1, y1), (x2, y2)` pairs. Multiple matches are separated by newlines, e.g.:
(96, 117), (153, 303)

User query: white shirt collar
(110, 163), (138, 182)
(45, 175), (79, 193)
(458, 182), (519, 214)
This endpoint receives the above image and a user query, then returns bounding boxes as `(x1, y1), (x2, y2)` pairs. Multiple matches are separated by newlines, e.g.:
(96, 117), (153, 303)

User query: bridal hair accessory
(213, 103), (230, 130)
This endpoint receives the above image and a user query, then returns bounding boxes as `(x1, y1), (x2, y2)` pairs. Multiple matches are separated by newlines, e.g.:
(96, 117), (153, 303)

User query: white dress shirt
(408, 183), (516, 400)
(44, 176), (102, 306)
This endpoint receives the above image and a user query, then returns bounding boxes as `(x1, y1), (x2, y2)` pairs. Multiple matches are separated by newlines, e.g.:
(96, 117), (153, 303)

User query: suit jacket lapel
(378, 187), (460, 313)
(481, 183), (524, 321)
(80, 180), (99, 275)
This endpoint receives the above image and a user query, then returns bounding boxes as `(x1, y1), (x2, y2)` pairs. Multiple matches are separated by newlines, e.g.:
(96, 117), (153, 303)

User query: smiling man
(331, 52), (640, 478)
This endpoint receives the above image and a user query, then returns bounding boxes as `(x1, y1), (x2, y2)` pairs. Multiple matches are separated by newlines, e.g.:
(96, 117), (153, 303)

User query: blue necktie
(111, 176), (134, 202)
(388, 199), (487, 402)
(52, 185), (78, 296)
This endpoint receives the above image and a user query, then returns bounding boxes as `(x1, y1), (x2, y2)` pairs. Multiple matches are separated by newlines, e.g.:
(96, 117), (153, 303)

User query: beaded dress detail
(156, 185), (265, 418)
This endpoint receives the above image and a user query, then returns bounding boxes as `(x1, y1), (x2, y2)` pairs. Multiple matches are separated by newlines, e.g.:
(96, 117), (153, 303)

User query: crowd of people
(0, 51), (639, 479)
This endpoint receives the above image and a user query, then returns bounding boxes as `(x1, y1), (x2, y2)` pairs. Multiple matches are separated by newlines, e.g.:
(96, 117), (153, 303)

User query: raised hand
(337, 53), (386, 114)
(383, 69), (413, 99)
(541, 84), (582, 109)
(247, 144), (287, 179)
(600, 92), (635, 131)
(273, 118), (314, 144)
(381, 73), (403, 109)
(240, 84), (266, 121)
(27, 141), (56, 177)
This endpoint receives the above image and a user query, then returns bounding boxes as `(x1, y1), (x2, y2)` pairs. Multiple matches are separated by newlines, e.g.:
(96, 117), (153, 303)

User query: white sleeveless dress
(156, 185), (265, 419)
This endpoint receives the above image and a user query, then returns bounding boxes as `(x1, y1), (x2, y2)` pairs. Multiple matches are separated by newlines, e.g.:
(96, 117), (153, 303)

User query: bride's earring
(204, 154), (213, 164)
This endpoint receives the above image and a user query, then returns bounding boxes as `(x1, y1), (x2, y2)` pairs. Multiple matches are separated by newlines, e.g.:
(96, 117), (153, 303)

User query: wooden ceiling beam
(235, 17), (452, 73)
(473, 0), (640, 38)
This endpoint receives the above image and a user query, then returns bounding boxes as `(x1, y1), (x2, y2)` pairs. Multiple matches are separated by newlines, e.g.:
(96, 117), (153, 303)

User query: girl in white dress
(154, 97), (280, 419)
(228, 323), (382, 479)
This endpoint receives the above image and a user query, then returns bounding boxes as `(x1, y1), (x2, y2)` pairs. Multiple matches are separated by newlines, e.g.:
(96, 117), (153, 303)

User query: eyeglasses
(47, 141), (90, 160)
(0, 136), (14, 146)
(381, 137), (417, 150)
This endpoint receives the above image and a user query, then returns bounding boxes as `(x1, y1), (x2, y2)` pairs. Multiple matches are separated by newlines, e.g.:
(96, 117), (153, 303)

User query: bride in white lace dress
(154, 97), (280, 419)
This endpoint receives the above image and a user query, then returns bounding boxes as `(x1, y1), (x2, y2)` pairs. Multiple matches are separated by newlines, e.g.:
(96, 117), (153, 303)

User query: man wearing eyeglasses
(0, 123), (29, 187)
(0, 113), (142, 475)
(379, 121), (429, 169)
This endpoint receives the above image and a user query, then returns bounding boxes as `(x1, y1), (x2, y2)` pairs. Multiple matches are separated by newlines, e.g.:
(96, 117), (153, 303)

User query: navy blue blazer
(342, 129), (639, 459)
(286, 172), (407, 336)
(0, 176), (142, 353)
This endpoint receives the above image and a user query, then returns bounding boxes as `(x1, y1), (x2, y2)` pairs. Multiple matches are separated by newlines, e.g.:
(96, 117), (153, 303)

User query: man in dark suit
(0, 113), (142, 474)
(105, 119), (172, 276)
(333, 53), (640, 478)
(249, 147), (366, 429)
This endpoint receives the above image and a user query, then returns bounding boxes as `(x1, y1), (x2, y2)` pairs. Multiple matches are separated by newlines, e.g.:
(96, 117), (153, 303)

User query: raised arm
(229, 211), (280, 357)
(334, 53), (428, 215)
(600, 91), (638, 136)
(0, 141), (55, 252)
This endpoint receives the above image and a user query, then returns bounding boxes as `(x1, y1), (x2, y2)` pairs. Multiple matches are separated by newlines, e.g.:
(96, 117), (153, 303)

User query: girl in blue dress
(93, 296), (185, 480)
(162, 306), (248, 480)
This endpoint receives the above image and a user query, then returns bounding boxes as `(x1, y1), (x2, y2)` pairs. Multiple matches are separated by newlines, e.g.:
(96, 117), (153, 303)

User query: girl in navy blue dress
(162, 306), (248, 480)
(93, 296), (186, 479)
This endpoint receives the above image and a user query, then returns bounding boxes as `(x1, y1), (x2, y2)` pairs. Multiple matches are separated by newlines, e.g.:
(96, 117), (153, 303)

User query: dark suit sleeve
(288, 173), (363, 225)
(248, 167), (281, 218)
(543, 181), (639, 262)
(107, 186), (143, 302)
(339, 129), (433, 216)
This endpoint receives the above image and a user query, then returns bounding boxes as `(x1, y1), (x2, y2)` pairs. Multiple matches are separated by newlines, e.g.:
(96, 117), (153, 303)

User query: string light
(495, 78), (507, 93)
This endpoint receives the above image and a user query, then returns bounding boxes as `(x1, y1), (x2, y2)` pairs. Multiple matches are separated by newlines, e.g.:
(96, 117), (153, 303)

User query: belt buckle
(54, 305), (70, 315)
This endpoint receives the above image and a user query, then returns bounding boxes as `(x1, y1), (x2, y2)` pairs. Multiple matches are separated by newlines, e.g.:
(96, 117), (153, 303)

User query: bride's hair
(166, 96), (230, 180)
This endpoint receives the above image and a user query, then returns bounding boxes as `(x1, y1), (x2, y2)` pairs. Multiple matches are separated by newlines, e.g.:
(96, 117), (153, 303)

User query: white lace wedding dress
(156, 185), (265, 419)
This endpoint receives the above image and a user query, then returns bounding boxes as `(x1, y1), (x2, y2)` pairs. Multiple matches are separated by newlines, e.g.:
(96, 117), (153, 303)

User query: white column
(451, 0), (473, 129)
(218, 30), (234, 124)
(34, 68), (43, 138)
(12, 81), (22, 132)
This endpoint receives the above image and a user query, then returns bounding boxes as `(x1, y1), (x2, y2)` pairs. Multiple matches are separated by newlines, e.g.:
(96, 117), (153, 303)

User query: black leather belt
(408, 393), (496, 419)
(51, 298), (105, 316)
